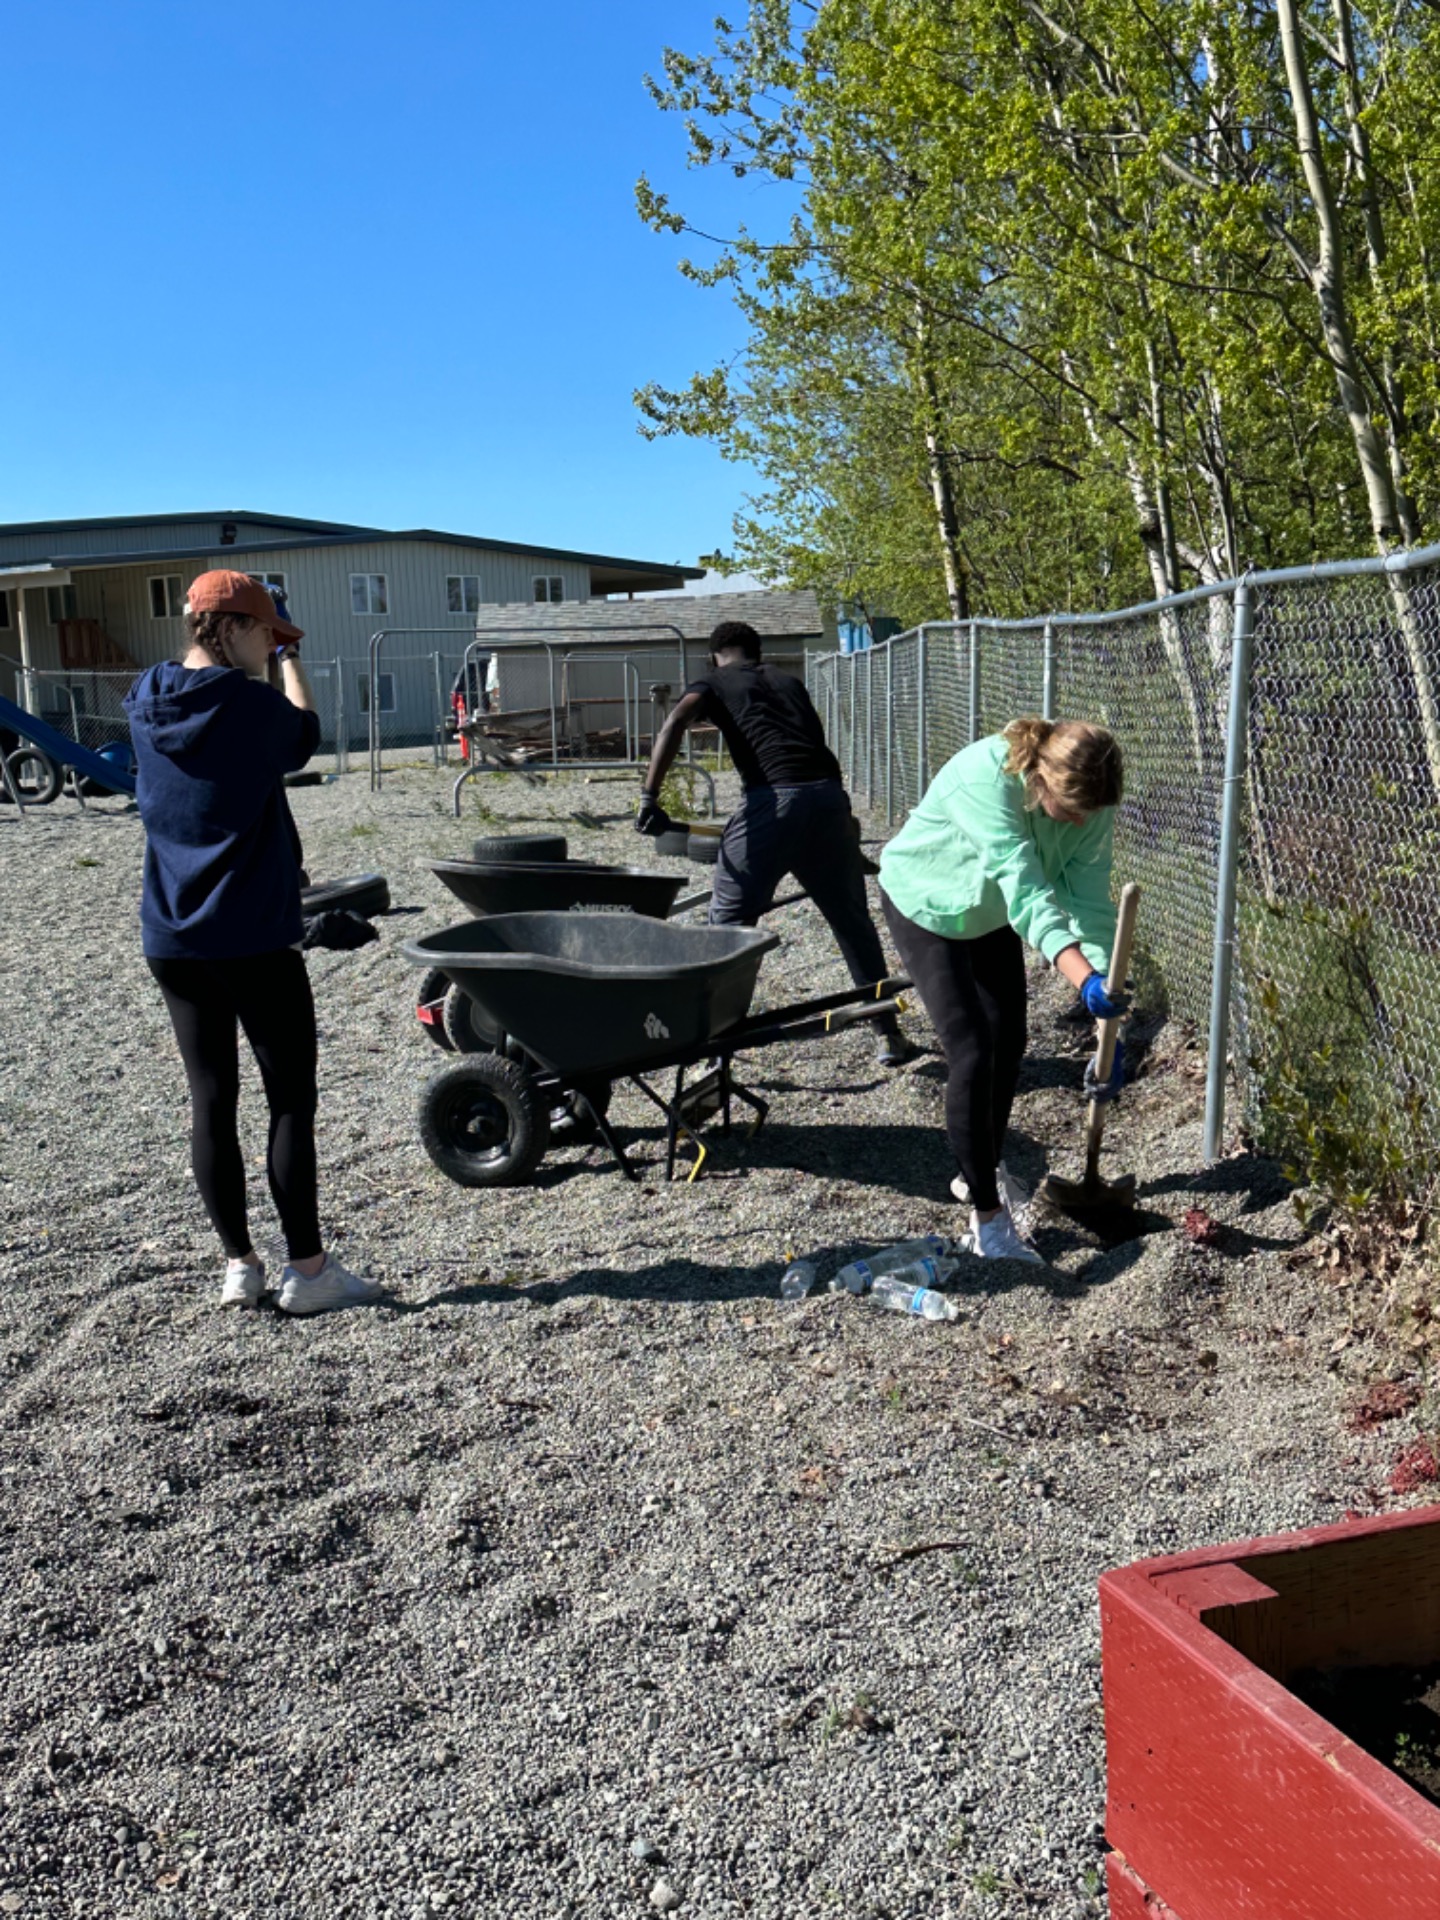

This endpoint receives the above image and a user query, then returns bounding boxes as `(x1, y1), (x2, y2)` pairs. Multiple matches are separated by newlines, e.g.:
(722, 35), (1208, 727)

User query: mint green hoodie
(878, 733), (1117, 972)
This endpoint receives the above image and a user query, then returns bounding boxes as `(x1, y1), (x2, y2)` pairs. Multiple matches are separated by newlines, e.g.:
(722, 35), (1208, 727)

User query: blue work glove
(1083, 1039), (1125, 1105)
(1080, 972), (1131, 1020)
(635, 791), (673, 836)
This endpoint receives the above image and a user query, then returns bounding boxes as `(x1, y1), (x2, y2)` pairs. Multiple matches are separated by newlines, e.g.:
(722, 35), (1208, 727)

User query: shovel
(1036, 881), (1141, 1215)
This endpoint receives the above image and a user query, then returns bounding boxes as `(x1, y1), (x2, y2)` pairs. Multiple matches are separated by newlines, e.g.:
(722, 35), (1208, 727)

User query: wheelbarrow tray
(403, 913), (779, 1080)
(427, 858), (686, 920)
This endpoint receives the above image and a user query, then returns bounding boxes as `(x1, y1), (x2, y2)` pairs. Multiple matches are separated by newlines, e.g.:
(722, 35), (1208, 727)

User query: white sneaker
(275, 1253), (383, 1317)
(970, 1209), (1046, 1266)
(951, 1160), (1029, 1212)
(220, 1258), (267, 1309)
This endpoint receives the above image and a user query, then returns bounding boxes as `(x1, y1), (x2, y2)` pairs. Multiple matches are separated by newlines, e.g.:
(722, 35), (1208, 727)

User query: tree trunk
(912, 311), (970, 624)
(1329, 0), (1420, 544)
(1276, 0), (1440, 802)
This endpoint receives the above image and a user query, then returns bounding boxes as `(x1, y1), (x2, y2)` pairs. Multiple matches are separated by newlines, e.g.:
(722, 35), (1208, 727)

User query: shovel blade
(1036, 1169), (1138, 1215)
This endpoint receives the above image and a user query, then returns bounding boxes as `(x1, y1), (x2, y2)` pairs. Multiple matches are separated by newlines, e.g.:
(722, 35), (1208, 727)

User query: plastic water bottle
(870, 1268), (962, 1321)
(779, 1258), (820, 1302)
(830, 1237), (961, 1295)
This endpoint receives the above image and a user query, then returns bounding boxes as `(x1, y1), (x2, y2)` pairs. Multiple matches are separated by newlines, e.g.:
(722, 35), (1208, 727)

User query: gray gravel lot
(0, 763), (1407, 1919)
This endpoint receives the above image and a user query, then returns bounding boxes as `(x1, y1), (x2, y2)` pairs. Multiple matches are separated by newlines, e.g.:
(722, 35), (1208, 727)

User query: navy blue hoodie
(124, 661), (321, 959)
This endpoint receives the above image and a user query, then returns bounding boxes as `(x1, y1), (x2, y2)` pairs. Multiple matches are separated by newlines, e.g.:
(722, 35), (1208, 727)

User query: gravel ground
(0, 762), (1416, 1920)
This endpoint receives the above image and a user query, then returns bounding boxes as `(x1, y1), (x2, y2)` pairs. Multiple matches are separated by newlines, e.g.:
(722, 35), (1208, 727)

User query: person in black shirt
(636, 620), (910, 1065)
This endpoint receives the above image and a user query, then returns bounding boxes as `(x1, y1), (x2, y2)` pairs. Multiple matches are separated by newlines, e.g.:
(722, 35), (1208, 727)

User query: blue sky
(1, 1), (775, 578)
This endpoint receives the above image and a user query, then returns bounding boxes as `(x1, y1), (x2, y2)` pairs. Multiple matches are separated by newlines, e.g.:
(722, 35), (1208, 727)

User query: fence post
(1042, 619), (1056, 720)
(1203, 580), (1255, 1164)
(865, 645), (875, 806)
(848, 651), (858, 793)
(368, 631), (383, 791)
(968, 618), (981, 743)
(885, 644), (895, 822)
(916, 625), (930, 794)
(432, 652), (445, 767)
(334, 658), (347, 774)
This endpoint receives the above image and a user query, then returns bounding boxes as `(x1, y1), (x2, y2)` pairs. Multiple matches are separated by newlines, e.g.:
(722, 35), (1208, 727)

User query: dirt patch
(1292, 1662), (1440, 1807)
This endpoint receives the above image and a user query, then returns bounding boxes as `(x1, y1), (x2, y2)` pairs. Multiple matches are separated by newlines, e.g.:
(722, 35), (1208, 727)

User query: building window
(0, 592), (10, 629)
(351, 573), (389, 616)
(46, 585), (78, 624)
(533, 575), (564, 603)
(358, 672), (396, 714)
(248, 571), (288, 598)
(149, 575), (184, 619)
(447, 574), (483, 614)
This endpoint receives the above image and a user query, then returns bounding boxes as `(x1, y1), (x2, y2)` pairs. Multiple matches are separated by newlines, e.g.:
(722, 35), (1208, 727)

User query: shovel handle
(1084, 883), (1140, 1158)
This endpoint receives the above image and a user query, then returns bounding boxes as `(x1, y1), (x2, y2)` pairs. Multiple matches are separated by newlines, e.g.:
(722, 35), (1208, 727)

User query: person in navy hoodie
(125, 570), (381, 1316)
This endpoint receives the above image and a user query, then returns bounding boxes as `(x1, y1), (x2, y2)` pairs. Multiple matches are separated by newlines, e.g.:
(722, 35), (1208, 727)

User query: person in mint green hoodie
(878, 716), (1127, 1263)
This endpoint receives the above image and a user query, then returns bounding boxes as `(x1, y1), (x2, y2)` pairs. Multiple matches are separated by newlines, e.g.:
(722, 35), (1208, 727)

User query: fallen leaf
(1390, 1437), (1440, 1495)
(1347, 1379), (1421, 1434)
(1183, 1208), (1221, 1246)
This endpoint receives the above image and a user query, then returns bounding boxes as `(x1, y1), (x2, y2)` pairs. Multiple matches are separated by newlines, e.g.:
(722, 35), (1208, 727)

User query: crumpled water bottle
(779, 1257), (820, 1302)
(869, 1267), (961, 1321)
(830, 1236), (961, 1295)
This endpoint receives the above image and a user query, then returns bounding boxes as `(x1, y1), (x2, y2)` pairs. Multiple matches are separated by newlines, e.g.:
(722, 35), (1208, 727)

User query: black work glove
(302, 910), (380, 952)
(635, 791), (674, 836)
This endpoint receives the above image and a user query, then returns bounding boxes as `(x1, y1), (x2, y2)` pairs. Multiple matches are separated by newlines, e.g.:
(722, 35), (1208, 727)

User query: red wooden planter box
(1100, 1504), (1440, 1919)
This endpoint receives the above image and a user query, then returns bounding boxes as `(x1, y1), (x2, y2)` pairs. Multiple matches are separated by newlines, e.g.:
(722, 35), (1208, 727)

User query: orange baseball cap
(186, 569), (303, 642)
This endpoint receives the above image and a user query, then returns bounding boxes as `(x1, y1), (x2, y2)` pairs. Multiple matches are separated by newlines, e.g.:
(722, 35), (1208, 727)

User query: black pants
(881, 895), (1027, 1211)
(148, 948), (321, 1262)
(709, 781), (894, 1020)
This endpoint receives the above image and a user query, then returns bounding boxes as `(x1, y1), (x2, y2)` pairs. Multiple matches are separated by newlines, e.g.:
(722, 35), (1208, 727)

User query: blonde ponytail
(1003, 715), (1123, 815)
(1002, 716), (1055, 783)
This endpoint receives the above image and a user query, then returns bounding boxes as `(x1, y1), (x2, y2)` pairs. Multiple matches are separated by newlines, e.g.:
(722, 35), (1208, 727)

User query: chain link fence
(13, 661), (356, 775)
(810, 551), (1440, 1183)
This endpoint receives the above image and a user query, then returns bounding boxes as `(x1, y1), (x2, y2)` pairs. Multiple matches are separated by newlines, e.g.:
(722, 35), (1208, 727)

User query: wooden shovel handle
(1084, 883), (1140, 1160)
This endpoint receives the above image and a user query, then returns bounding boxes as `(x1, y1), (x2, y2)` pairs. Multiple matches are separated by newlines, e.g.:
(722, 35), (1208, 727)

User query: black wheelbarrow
(402, 911), (908, 1189)
(415, 857), (797, 1051)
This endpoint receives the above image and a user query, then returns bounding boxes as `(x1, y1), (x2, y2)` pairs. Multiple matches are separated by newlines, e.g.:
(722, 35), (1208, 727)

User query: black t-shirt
(685, 663), (842, 790)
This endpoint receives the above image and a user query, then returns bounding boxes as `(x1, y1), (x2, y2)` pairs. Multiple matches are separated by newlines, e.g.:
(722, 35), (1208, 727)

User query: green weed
(74, 856), (100, 869)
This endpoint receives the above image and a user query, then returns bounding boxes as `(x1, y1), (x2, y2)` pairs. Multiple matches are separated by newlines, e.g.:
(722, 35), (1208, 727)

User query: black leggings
(881, 895), (1027, 1211)
(148, 948), (321, 1262)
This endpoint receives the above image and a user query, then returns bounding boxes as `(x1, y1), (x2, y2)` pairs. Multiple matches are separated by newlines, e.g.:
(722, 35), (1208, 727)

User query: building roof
(0, 509), (376, 538)
(471, 589), (827, 645)
(0, 513), (704, 594)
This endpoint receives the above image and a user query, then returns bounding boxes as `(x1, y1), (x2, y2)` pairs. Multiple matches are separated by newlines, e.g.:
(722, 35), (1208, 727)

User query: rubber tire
(551, 1080), (613, 1145)
(300, 872), (391, 919)
(284, 770), (324, 788)
(2, 748), (62, 806)
(471, 833), (567, 865)
(418, 1054), (551, 1188)
(687, 831), (723, 865)
(415, 968), (456, 1052)
(653, 826), (691, 859)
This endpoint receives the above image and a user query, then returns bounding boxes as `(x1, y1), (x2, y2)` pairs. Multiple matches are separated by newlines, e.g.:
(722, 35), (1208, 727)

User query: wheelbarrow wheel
(551, 1080), (613, 1145)
(442, 981), (502, 1054)
(419, 1055), (550, 1188)
(414, 968), (455, 1051)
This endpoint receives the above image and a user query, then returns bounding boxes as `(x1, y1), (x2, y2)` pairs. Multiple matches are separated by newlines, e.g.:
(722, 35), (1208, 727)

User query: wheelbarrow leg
(573, 1089), (640, 1183)
(730, 1080), (769, 1141)
(666, 1066), (686, 1182)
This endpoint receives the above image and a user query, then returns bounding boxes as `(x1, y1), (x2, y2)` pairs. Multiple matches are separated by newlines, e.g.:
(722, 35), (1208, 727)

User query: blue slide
(0, 689), (137, 797)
